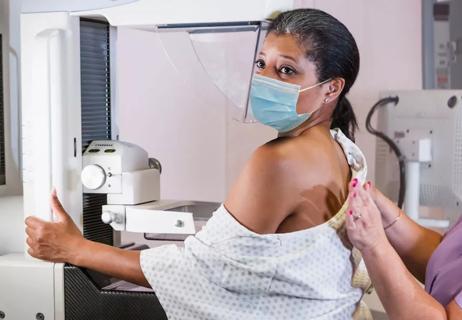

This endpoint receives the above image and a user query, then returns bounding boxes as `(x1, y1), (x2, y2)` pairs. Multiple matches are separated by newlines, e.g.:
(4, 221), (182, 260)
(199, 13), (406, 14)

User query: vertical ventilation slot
(80, 19), (113, 245)
(0, 34), (5, 185)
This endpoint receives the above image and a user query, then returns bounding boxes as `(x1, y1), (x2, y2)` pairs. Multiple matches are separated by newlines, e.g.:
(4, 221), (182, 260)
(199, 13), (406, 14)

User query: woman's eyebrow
(258, 52), (298, 64)
(279, 54), (297, 63)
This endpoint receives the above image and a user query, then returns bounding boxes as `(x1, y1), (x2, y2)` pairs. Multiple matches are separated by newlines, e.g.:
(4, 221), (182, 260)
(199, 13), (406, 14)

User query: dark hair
(267, 9), (359, 141)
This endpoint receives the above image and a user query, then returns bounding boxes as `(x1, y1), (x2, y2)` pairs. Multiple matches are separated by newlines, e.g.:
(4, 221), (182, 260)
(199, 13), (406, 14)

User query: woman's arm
(371, 185), (442, 282)
(346, 182), (458, 320)
(25, 191), (150, 288)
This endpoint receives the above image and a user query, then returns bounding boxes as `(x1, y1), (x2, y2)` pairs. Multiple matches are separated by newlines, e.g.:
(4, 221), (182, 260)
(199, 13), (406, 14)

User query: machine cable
(365, 96), (405, 208)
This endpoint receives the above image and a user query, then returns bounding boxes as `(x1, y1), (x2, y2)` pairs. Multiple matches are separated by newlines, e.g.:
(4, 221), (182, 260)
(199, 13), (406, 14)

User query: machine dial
(81, 164), (106, 190)
(101, 211), (113, 224)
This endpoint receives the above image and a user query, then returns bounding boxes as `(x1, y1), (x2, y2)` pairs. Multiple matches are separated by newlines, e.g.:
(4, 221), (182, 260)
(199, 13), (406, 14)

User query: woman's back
(277, 127), (353, 232)
(226, 125), (352, 234)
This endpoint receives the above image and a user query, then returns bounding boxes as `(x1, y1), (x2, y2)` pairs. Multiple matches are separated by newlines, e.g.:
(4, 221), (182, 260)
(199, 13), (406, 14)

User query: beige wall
(295, 0), (423, 180)
(116, 28), (275, 202)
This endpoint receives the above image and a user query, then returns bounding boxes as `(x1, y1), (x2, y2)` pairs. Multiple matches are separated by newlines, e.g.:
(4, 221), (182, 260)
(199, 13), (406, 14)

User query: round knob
(81, 164), (106, 190)
(101, 211), (113, 224)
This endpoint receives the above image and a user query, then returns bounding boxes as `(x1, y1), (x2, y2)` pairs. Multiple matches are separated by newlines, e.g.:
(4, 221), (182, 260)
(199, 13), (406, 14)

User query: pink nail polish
(348, 210), (353, 216)
(352, 178), (358, 187)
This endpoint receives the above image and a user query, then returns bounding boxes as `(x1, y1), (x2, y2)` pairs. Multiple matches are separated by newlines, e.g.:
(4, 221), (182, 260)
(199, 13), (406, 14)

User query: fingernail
(352, 178), (358, 187)
(348, 210), (353, 216)
(353, 192), (357, 198)
(365, 181), (372, 190)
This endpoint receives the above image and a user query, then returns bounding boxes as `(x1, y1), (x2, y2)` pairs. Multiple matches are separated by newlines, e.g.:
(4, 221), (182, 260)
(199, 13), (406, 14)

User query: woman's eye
(255, 59), (265, 69)
(279, 66), (296, 75)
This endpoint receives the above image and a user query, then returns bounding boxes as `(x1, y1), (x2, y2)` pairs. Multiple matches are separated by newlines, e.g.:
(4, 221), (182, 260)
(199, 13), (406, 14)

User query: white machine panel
(126, 207), (195, 235)
(72, 0), (294, 26)
(82, 140), (149, 176)
(0, 254), (64, 320)
(102, 200), (199, 234)
(21, 12), (83, 225)
(81, 140), (160, 205)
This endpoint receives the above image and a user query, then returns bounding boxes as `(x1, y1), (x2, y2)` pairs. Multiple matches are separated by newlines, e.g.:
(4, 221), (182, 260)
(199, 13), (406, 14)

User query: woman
(26, 9), (371, 319)
(346, 179), (462, 319)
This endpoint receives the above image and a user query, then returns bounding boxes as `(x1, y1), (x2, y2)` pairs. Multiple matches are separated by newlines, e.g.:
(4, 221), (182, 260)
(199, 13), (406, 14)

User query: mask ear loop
(298, 78), (332, 93)
(297, 78), (333, 116)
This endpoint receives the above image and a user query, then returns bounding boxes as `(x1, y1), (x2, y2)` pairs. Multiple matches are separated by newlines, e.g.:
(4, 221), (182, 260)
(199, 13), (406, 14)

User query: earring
(324, 98), (329, 103)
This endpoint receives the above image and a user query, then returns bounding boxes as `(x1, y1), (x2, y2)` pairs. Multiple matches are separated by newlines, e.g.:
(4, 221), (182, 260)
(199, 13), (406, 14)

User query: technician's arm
(25, 191), (150, 288)
(346, 182), (461, 320)
(359, 239), (458, 320)
(371, 185), (442, 282)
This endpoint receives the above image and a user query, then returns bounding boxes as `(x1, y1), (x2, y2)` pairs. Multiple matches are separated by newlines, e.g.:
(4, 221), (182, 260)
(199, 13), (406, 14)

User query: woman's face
(255, 32), (331, 116)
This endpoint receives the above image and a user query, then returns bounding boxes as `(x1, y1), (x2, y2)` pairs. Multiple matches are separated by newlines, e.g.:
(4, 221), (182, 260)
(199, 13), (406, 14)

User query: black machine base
(64, 265), (167, 320)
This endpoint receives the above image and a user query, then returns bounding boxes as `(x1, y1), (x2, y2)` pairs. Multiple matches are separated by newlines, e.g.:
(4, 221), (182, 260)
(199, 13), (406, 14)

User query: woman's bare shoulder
(224, 137), (324, 234)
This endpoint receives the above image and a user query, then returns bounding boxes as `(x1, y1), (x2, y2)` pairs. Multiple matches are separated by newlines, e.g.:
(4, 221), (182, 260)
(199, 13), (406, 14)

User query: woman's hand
(25, 190), (84, 263)
(25, 190), (150, 287)
(345, 179), (389, 254)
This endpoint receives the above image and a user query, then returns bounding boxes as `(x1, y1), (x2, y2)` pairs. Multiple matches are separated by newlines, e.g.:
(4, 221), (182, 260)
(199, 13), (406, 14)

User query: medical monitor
(375, 90), (462, 224)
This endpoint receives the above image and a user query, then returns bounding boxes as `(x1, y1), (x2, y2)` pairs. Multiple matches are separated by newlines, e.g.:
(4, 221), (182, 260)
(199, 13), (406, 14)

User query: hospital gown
(141, 129), (373, 320)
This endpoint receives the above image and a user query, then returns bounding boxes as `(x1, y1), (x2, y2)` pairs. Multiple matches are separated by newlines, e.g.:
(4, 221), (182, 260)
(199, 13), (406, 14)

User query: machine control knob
(101, 211), (123, 224)
(101, 211), (114, 224)
(81, 164), (106, 190)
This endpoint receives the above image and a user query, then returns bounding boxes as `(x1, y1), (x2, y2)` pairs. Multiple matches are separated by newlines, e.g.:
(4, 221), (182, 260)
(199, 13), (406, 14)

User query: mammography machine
(0, 0), (294, 319)
(374, 90), (462, 228)
(4, 1), (460, 318)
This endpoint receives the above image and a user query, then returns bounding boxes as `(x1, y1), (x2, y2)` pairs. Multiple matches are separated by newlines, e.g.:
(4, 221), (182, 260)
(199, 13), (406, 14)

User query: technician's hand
(345, 179), (389, 254)
(25, 190), (84, 263)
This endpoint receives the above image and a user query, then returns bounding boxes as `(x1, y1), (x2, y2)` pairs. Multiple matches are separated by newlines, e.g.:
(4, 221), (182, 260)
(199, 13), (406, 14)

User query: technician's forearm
(70, 239), (150, 288)
(362, 242), (446, 320)
(375, 191), (442, 281)
(385, 214), (441, 281)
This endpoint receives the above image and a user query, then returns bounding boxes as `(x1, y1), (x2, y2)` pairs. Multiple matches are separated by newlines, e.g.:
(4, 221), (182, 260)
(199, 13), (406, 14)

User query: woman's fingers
(27, 248), (35, 257)
(24, 216), (46, 229)
(363, 180), (380, 203)
(348, 178), (359, 193)
(349, 185), (365, 219)
(345, 209), (356, 230)
(50, 191), (70, 223)
(357, 183), (384, 226)
(347, 178), (371, 230)
(347, 178), (381, 221)
(26, 236), (36, 249)
(25, 225), (37, 240)
(357, 185), (370, 208)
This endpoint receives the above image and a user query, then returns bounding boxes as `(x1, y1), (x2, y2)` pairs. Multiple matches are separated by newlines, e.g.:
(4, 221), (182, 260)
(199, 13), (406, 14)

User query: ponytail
(331, 96), (358, 142)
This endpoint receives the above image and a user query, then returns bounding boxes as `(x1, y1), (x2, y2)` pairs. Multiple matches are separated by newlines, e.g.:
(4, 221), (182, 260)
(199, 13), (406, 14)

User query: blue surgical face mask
(250, 74), (331, 133)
